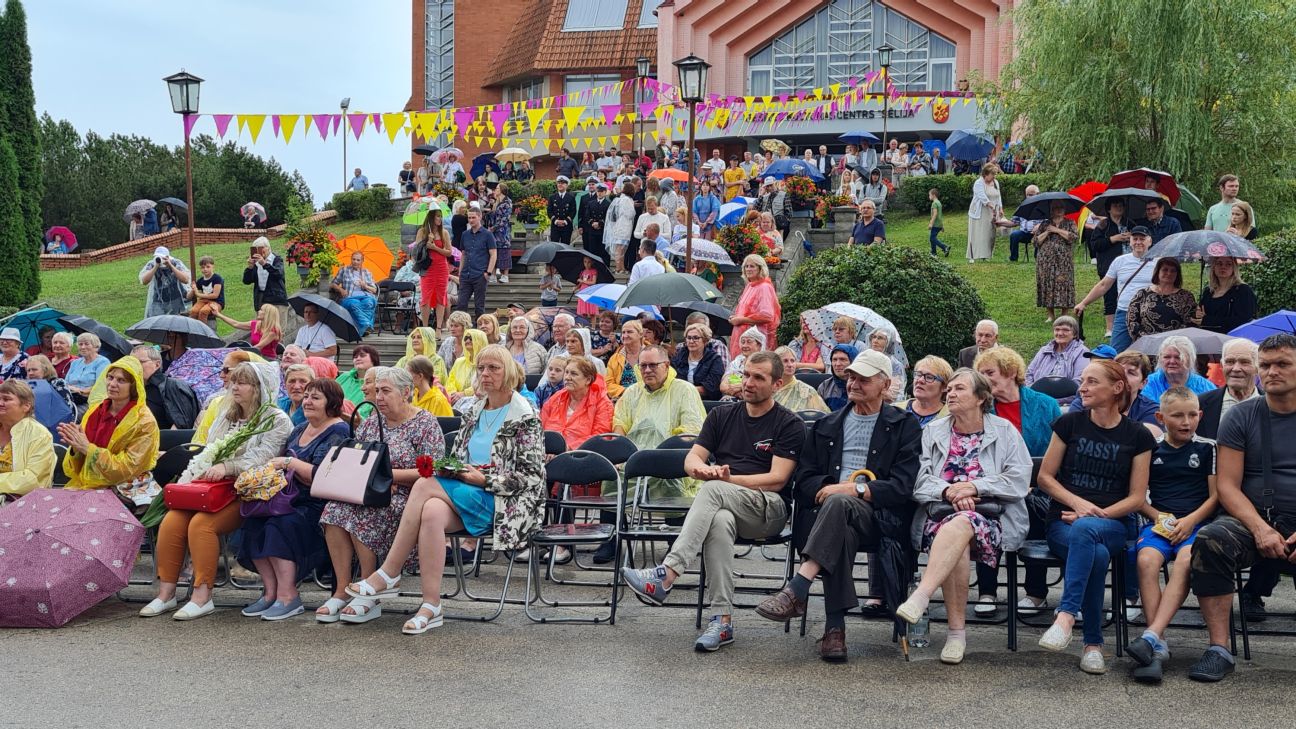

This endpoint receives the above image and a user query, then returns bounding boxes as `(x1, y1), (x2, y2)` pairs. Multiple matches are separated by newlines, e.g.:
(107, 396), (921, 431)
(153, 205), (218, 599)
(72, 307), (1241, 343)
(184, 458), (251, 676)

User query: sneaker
(591, 541), (617, 564)
(1188, 648), (1236, 682)
(973, 595), (997, 616)
(261, 597), (305, 621)
(240, 594), (275, 617)
(1241, 593), (1268, 623)
(1126, 636), (1157, 667)
(1080, 648), (1108, 675)
(1132, 657), (1164, 684)
(1017, 595), (1049, 616)
(694, 616), (734, 652)
(940, 636), (966, 665)
(499, 274), (509, 283)
(621, 565), (671, 606)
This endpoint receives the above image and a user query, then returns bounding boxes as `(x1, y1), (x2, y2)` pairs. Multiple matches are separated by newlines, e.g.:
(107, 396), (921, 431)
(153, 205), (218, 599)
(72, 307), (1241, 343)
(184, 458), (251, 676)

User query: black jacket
(145, 369), (199, 430)
(792, 404), (922, 552)
(547, 191), (577, 226)
(242, 254), (287, 308)
(1089, 217), (1129, 268)
(580, 195), (611, 239)
(1197, 387), (1229, 440)
(670, 346), (725, 401)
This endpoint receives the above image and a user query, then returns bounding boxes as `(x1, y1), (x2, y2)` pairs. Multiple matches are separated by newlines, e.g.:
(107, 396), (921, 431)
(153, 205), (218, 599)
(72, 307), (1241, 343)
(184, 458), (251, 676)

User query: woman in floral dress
(487, 184), (514, 283)
(1033, 201), (1079, 323)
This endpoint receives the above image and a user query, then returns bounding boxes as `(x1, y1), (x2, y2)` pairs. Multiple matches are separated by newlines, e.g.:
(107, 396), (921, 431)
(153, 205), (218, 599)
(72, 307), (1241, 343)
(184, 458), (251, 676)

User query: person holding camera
(139, 246), (192, 317)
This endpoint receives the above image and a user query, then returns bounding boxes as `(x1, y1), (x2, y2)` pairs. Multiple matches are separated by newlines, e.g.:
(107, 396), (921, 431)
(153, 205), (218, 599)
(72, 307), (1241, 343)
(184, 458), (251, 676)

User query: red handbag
(163, 479), (237, 513)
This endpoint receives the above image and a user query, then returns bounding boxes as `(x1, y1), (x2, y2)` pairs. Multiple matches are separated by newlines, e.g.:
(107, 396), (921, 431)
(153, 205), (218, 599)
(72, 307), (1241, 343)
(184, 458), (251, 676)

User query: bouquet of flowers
(178, 404), (281, 484)
(784, 175), (818, 209)
(515, 195), (551, 232)
(433, 182), (464, 202)
(716, 222), (763, 261)
(815, 193), (853, 225)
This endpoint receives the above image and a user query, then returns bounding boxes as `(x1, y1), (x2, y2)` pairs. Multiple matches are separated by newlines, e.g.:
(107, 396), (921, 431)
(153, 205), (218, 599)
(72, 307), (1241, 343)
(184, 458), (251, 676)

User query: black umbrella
(413, 144), (439, 156)
(1012, 192), (1084, 221)
(1164, 208), (1197, 233)
(517, 241), (578, 266)
(661, 300), (734, 336)
(157, 197), (188, 212)
(287, 292), (361, 343)
(1084, 187), (1163, 218)
(57, 315), (131, 361)
(550, 250), (615, 286)
(616, 273), (721, 309)
(126, 315), (225, 349)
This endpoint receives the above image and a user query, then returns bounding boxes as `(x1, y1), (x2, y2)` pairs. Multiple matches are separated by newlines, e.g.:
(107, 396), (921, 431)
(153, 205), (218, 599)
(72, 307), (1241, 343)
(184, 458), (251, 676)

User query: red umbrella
(1107, 168), (1180, 205)
(44, 226), (78, 252)
(0, 489), (144, 628)
(1065, 181), (1107, 223)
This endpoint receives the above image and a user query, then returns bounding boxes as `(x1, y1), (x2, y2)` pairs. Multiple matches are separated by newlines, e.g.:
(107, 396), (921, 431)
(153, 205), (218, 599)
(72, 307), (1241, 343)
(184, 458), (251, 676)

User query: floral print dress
(921, 428), (1005, 568)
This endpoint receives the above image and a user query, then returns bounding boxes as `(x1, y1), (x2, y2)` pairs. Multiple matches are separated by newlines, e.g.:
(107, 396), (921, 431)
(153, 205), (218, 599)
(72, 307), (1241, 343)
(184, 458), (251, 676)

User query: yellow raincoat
(446, 329), (488, 397)
(395, 327), (449, 385)
(412, 385), (453, 416)
(0, 417), (56, 497)
(610, 367), (705, 498)
(64, 356), (160, 490)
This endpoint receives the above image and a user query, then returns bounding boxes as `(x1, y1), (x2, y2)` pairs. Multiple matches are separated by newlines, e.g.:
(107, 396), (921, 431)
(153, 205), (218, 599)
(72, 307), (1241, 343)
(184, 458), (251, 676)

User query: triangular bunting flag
(245, 114), (267, 143)
(213, 114), (234, 139)
(561, 106), (585, 131)
(371, 113), (383, 133)
(526, 108), (547, 132)
(453, 109), (475, 133)
(638, 100), (658, 120)
(331, 114), (342, 135)
(280, 114), (300, 143)
(314, 114), (332, 140)
(236, 115), (247, 133)
(489, 107), (511, 136)
(183, 114), (201, 138)
(347, 113), (366, 140)
(383, 113), (407, 142)
(601, 104), (620, 127)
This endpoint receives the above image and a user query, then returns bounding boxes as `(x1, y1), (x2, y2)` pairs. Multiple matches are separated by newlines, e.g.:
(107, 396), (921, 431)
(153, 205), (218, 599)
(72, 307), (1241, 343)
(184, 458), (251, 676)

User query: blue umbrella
(470, 153), (501, 180)
(761, 159), (826, 183)
(717, 197), (755, 227)
(1, 307), (66, 351)
(838, 130), (880, 145)
(944, 129), (995, 161)
(1229, 310), (1296, 344)
(26, 379), (73, 441)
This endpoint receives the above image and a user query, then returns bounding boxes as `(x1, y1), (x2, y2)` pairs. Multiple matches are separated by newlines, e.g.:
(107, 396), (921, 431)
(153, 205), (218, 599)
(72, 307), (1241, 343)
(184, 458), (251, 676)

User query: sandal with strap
(402, 602), (444, 635)
(315, 597), (348, 624)
(345, 567), (401, 599)
(338, 596), (382, 624)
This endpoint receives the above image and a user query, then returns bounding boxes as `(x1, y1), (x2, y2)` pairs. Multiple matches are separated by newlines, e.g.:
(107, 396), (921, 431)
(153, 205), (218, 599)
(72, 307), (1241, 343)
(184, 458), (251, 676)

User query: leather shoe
(754, 586), (806, 622)
(818, 627), (847, 663)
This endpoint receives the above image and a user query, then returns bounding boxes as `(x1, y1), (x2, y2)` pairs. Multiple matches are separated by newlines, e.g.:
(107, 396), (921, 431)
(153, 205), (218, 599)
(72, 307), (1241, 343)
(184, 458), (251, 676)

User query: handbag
(240, 479), (299, 518)
(310, 402), (393, 507)
(927, 499), (1005, 520)
(234, 462), (288, 501)
(163, 479), (236, 513)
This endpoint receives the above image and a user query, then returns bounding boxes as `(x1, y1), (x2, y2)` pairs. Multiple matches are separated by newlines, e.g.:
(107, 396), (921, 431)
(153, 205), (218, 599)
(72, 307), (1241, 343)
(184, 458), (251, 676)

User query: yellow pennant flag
(236, 115), (247, 134)
(562, 106), (585, 132)
(244, 115), (266, 143)
(280, 114), (300, 143)
(412, 112), (436, 140)
(526, 108), (548, 132)
(529, 138), (541, 150)
(384, 113), (406, 143)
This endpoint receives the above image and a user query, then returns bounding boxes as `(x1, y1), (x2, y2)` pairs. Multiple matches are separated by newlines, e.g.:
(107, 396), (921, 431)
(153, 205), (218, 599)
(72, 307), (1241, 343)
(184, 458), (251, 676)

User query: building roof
(485, 0), (657, 86)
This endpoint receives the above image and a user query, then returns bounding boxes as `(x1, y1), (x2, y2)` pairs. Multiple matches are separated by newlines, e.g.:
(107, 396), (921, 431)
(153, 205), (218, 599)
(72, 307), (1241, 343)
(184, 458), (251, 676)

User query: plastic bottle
(909, 611), (930, 648)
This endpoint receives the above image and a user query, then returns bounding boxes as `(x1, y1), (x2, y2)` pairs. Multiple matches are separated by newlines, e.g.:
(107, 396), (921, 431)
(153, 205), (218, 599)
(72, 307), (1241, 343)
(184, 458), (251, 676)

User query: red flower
(416, 455), (436, 478)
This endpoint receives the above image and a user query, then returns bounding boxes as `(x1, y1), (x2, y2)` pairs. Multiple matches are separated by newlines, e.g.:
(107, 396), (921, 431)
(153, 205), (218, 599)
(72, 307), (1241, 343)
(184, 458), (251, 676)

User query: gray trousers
(663, 480), (788, 615)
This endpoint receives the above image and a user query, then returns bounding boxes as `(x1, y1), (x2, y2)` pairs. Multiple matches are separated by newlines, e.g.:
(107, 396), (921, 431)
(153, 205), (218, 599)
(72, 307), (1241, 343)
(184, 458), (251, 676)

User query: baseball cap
(1130, 225), (1151, 237)
(1083, 344), (1118, 360)
(763, 176), (776, 185)
(845, 350), (892, 378)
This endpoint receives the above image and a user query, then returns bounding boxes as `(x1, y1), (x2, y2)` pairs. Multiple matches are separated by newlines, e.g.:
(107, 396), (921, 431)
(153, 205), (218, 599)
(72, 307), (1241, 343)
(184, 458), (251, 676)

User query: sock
(825, 609), (846, 631)
(790, 574), (812, 601)
(947, 628), (967, 643)
(910, 586), (933, 604)
(1142, 629), (1168, 654)
(1208, 645), (1235, 664)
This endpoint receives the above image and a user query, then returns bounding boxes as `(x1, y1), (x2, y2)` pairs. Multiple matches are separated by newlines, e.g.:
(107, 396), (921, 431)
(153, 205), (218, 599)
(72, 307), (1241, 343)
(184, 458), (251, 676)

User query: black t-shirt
(1149, 437), (1216, 518)
(696, 401), (804, 502)
(195, 273), (225, 308)
(1219, 398), (1296, 517)
(1049, 411), (1156, 519)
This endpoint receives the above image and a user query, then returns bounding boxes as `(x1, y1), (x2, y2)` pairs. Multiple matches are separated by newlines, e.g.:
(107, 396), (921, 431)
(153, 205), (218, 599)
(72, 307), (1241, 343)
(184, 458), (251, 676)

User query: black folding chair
(525, 373), (543, 392)
(657, 434), (699, 450)
(1030, 376), (1078, 401)
(158, 428), (195, 453)
(795, 372), (830, 389)
(437, 416), (462, 435)
(797, 410), (828, 423)
(50, 443), (70, 487)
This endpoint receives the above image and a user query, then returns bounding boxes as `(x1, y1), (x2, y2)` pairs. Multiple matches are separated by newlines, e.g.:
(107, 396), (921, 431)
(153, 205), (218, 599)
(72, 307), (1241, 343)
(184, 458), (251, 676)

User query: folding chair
(51, 443), (70, 487)
(1030, 376), (1078, 401)
(524, 373), (543, 392)
(696, 501), (797, 630)
(443, 430), (458, 454)
(539, 433), (637, 577)
(794, 372), (830, 389)
(618, 449), (701, 609)
(158, 428), (195, 453)
(436, 416), (462, 435)
(376, 279), (415, 334)
(657, 434), (698, 450)
(797, 410), (828, 423)
(525, 450), (623, 624)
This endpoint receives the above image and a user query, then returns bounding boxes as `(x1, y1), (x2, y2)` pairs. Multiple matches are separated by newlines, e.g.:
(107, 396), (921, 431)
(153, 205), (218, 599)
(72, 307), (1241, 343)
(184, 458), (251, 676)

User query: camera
(155, 256), (163, 264)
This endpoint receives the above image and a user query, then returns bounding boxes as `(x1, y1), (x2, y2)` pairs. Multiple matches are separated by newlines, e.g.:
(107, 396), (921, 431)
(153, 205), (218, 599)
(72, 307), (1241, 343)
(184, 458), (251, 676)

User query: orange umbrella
(333, 234), (394, 282)
(648, 168), (689, 182)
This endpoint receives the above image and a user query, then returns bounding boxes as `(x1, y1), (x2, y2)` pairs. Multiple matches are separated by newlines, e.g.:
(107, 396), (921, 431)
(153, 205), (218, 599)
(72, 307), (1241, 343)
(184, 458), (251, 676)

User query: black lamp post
(340, 97), (351, 191)
(673, 53), (710, 271)
(635, 57), (651, 155)
(876, 44), (894, 164)
(163, 70), (203, 272)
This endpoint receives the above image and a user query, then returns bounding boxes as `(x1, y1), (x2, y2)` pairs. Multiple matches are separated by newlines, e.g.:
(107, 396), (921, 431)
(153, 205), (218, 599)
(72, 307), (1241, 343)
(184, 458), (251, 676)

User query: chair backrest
(657, 433), (698, 450)
(443, 430), (458, 454)
(797, 409), (827, 422)
(437, 416), (462, 435)
(524, 373), (543, 392)
(159, 428), (196, 453)
(795, 371), (830, 389)
(702, 400), (730, 414)
(153, 443), (204, 487)
(623, 448), (689, 481)
(1030, 376), (1078, 400)
(51, 443), (70, 487)
(1030, 456), (1043, 488)
(544, 429), (568, 456)
(545, 449), (618, 485)
(577, 433), (638, 465)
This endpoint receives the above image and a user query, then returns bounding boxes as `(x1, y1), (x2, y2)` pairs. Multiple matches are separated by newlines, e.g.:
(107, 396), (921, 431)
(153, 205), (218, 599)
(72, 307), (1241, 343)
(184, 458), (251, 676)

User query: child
(187, 255), (225, 324)
(540, 263), (562, 307)
(534, 354), (568, 408)
(215, 304), (283, 359)
(575, 257), (599, 318)
(1127, 386), (1218, 683)
(928, 188), (949, 256)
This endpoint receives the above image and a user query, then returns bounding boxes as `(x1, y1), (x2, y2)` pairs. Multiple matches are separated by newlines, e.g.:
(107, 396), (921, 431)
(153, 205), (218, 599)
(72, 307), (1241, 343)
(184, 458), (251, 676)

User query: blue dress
(237, 421), (351, 579)
(437, 405), (503, 537)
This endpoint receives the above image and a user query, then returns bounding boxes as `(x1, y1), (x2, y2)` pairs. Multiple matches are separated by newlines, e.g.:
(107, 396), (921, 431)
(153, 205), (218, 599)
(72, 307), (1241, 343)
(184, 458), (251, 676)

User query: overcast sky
(26, 0), (413, 208)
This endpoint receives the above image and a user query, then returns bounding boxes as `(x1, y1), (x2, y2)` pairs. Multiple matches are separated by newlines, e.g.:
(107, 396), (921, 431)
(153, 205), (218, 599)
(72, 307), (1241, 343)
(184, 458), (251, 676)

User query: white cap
(153, 246), (170, 259)
(763, 176), (776, 185)
(846, 350), (892, 379)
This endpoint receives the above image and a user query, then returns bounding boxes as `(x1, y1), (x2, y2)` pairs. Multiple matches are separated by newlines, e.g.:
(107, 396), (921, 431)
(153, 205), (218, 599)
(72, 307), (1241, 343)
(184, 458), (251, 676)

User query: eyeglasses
(684, 335), (703, 341)
(913, 371), (945, 384)
(640, 361), (668, 369)
(220, 367), (233, 375)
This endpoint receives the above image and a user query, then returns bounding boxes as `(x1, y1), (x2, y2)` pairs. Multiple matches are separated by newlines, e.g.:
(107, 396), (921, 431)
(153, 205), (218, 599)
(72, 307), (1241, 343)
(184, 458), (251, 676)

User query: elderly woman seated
(0, 380), (56, 501)
(139, 362), (293, 621)
(895, 369), (1032, 664)
(866, 326), (907, 402)
(1025, 316), (1088, 393)
(773, 346), (829, 413)
(25, 354), (75, 414)
(1142, 335), (1215, 401)
(58, 356), (159, 492)
(672, 323), (726, 401)
(65, 332), (110, 403)
(278, 363), (314, 426)
(894, 355), (952, 427)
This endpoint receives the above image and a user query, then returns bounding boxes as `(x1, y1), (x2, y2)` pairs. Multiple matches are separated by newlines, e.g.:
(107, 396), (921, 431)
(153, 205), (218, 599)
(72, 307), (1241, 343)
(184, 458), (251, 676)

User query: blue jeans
(340, 293), (377, 334)
(1046, 516), (1129, 646)
(929, 227), (947, 254)
(1009, 230), (1032, 261)
(1110, 310), (1131, 352)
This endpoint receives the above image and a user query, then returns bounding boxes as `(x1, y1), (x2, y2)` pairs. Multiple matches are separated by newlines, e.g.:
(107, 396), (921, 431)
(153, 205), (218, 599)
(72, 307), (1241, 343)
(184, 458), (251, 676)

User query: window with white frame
(424, 0), (454, 109)
(563, 0), (628, 31)
(503, 78), (545, 127)
(638, 0), (662, 27)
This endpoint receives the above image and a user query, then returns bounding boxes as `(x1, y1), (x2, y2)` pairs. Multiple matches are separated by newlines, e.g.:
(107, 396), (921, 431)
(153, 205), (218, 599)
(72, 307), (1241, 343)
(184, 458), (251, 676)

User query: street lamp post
(163, 70), (203, 273)
(673, 54), (710, 272)
(635, 57), (650, 156)
(340, 97), (351, 191)
(876, 44), (894, 169)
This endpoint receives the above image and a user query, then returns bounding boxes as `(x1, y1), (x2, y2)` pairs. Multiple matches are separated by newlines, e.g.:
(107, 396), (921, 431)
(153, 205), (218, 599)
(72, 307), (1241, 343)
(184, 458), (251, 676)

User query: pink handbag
(309, 403), (393, 507)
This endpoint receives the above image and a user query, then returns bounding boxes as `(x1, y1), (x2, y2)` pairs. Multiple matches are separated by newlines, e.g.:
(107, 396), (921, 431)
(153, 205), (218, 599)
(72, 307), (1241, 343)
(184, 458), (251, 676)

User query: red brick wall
(451, 0), (530, 163)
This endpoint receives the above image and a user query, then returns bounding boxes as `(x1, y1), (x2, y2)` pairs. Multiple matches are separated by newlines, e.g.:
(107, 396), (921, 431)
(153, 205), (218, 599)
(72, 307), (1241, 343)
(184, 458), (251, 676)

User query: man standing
(330, 252), (379, 336)
(1143, 198), (1182, 244)
(1008, 184), (1043, 262)
(814, 144), (833, 177)
(1188, 334), (1296, 682)
(457, 205), (496, 319)
(657, 179), (680, 223)
(930, 147), (947, 175)
(1204, 174), (1253, 231)
(548, 176), (577, 245)
(627, 232), (666, 285)
(556, 148), (579, 180)
(348, 168), (369, 191)
(579, 182), (612, 264)
(292, 303), (338, 359)
(958, 319), (1000, 368)
(131, 345), (198, 430)
(242, 237), (295, 340)
(704, 148), (726, 177)
(621, 352), (804, 652)
(1198, 338), (1261, 439)
(754, 350), (921, 662)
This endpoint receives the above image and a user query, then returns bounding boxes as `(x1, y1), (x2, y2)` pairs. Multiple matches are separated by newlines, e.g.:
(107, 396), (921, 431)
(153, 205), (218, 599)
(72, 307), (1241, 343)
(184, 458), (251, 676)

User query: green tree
(0, 0), (42, 302)
(989, 0), (1296, 217)
(0, 139), (32, 306)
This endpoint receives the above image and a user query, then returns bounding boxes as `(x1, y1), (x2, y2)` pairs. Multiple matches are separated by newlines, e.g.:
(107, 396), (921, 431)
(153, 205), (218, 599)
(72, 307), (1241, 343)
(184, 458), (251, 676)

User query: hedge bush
(500, 179), (559, 203)
(330, 187), (394, 221)
(1250, 229), (1296, 316)
(895, 173), (1046, 214)
(776, 243), (987, 364)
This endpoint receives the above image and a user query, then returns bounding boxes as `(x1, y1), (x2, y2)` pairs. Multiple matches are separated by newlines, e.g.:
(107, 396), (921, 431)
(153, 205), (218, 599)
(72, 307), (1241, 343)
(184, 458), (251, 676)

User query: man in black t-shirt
(621, 351), (803, 653)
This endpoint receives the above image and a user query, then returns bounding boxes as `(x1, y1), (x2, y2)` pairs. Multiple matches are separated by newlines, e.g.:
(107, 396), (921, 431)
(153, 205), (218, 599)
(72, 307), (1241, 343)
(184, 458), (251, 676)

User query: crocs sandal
(338, 596), (382, 624)
(402, 602), (444, 635)
(316, 597), (348, 624)
(345, 567), (401, 599)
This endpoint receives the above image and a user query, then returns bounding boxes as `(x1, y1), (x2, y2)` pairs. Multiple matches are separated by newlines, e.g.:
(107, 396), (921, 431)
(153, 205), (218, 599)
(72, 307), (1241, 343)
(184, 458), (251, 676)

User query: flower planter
(790, 209), (813, 218)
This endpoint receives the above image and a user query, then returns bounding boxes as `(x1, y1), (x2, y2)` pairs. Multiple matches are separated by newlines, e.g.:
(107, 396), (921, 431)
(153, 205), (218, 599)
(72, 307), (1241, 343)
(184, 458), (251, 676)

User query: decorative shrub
(784, 176), (818, 209)
(282, 196), (337, 285)
(895, 173), (1046, 213)
(776, 243), (987, 363)
(330, 187), (393, 221)
(1249, 229), (1296, 317)
(815, 193), (854, 225)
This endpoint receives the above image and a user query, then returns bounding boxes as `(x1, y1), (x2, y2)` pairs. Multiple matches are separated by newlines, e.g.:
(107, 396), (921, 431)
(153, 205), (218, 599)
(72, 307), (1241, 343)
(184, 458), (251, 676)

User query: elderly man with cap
(1075, 224), (1158, 353)
(754, 349), (922, 662)
(579, 181), (612, 264)
(548, 175), (578, 246)
(139, 246), (192, 317)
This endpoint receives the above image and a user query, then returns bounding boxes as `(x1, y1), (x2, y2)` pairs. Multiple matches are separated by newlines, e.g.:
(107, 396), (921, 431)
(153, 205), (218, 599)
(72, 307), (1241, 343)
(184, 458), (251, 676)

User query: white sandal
(338, 596), (382, 624)
(344, 567), (401, 599)
(315, 597), (348, 624)
(402, 602), (443, 635)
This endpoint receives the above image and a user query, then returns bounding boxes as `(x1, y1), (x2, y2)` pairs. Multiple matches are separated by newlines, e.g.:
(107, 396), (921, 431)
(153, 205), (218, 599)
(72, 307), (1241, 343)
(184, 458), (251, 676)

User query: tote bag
(310, 402), (393, 507)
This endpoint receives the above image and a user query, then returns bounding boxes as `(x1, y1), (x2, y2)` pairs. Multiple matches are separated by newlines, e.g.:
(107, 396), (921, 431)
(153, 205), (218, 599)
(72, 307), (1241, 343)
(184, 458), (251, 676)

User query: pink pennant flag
(777, 94), (789, 103)
(453, 108), (475, 131)
(601, 104), (620, 127)
(347, 113), (366, 140)
(212, 114), (233, 138)
(638, 100), (658, 119)
(371, 113), (383, 132)
(848, 76), (859, 87)
(489, 107), (510, 135)
(314, 114), (332, 139)
(183, 114), (201, 137)
(271, 115), (282, 138)
(331, 114), (342, 135)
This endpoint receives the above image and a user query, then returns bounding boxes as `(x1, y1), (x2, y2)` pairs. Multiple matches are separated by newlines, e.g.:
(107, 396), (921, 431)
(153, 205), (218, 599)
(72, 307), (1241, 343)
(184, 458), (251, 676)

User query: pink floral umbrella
(0, 489), (144, 628)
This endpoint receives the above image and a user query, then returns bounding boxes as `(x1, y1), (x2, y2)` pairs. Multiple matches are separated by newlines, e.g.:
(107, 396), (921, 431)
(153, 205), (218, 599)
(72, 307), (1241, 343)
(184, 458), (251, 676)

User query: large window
(638, 0), (662, 27)
(564, 74), (622, 103)
(563, 0), (627, 31)
(746, 0), (956, 95)
(424, 0), (454, 109)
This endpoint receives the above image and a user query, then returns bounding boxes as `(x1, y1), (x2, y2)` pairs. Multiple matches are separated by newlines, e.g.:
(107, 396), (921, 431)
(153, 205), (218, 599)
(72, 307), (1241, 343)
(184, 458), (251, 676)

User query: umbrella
(470, 153), (501, 180)
(664, 238), (737, 269)
(1130, 327), (1234, 357)
(44, 226), (78, 252)
(240, 202), (267, 220)
(524, 306), (590, 348)
(819, 302), (901, 343)
(1012, 192), (1086, 222)
(400, 199), (453, 246)
(944, 129), (994, 161)
(1229, 311), (1296, 344)
(412, 144), (439, 156)
(838, 130), (880, 145)
(1107, 168), (1180, 205)
(57, 315), (130, 361)
(1175, 184), (1205, 223)
(517, 241), (578, 266)
(1084, 187), (1164, 218)
(157, 197), (188, 212)
(1065, 181), (1108, 225)
(1165, 208), (1198, 233)
(799, 308), (837, 346)
(287, 292), (360, 342)
(122, 199), (155, 221)
(761, 159), (826, 183)
(0, 489), (145, 628)
(126, 315), (225, 349)
(615, 273), (722, 309)
(166, 347), (249, 404)
(334, 234), (394, 283)
(575, 283), (626, 311)
(648, 168), (689, 182)
(27, 378), (74, 438)
(717, 198), (755, 228)
(495, 147), (531, 164)
(432, 147), (464, 165)
(549, 249), (615, 285)
(661, 300), (734, 336)
(1146, 230), (1265, 263)
(2, 306), (66, 350)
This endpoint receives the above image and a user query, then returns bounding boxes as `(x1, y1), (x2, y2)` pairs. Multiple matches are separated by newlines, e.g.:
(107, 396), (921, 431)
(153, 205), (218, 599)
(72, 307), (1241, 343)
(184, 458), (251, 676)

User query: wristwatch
(855, 482), (868, 499)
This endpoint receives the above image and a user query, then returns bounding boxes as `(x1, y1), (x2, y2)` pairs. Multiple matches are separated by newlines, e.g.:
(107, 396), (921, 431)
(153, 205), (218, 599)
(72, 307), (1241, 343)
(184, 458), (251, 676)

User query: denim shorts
(1134, 521), (1203, 562)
